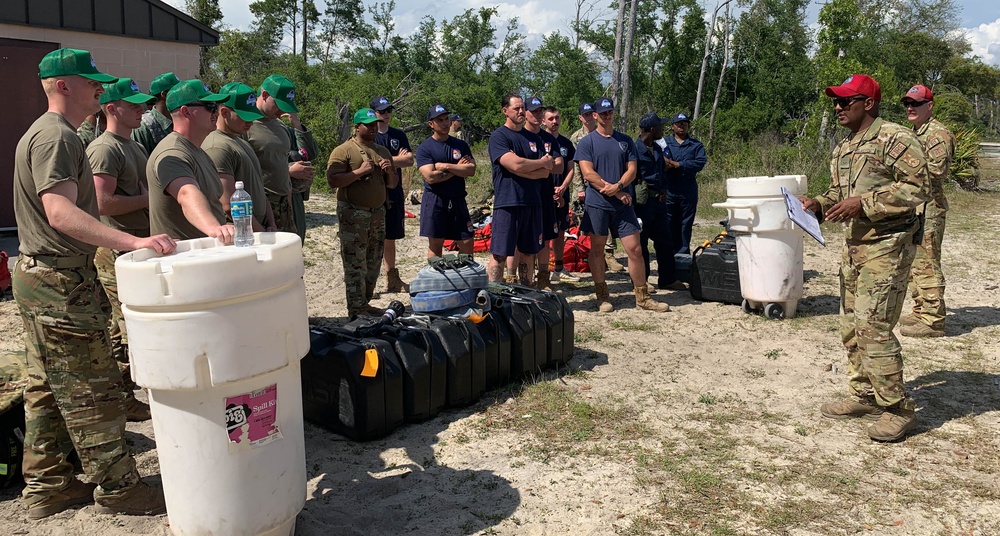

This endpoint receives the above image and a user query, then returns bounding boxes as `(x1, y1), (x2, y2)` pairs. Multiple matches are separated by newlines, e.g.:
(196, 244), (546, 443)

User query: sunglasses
(833, 96), (867, 108)
(902, 100), (929, 108)
(186, 102), (219, 113)
(376, 107), (394, 114)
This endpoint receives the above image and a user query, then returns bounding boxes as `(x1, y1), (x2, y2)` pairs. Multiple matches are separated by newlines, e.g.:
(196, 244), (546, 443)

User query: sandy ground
(2, 189), (999, 535)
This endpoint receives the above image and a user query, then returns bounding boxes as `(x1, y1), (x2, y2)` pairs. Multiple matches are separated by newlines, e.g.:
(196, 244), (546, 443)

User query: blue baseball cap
(578, 102), (594, 115)
(370, 96), (392, 111)
(526, 95), (544, 111)
(671, 113), (690, 124)
(593, 97), (615, 113)
(427, 104), (450, 120)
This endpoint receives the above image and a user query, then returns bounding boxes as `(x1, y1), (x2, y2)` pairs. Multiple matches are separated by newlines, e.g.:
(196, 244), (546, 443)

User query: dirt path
(2, 189), (998, 535)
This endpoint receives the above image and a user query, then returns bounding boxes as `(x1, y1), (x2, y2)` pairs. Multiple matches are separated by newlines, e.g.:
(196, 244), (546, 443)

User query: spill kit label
(225, 384), (282, 451)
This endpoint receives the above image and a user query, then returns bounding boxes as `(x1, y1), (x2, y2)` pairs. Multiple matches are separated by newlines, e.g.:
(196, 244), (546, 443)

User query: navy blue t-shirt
(415, 135), (472, 199)
(553, 133), (575, 190)
(488, 126), (544, 208)
(375, 126), (411, 191)
(575, 130), (638, 210)
(534, 129), (560, 194)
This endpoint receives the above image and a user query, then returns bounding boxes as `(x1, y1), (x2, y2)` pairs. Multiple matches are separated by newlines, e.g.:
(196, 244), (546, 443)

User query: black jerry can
(376, 325), (445, 423)
(490, 295), (540, 377)
(439, 316), (490, 397)
(405, 316), (479, 407)
(474, 312), (512, 390)
(301, 328), (404, 441)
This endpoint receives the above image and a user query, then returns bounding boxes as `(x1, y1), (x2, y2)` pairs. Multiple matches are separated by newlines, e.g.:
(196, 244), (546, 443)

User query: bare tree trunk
(708, 3), (731, 146)
(694, 0), (734, 126)
(619, 0), (638, 129)
(302, 0), (308, 62)
(611, 0), (626, 104)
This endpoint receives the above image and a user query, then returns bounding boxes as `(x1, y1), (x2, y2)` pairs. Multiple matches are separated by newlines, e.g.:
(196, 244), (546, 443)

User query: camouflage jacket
(914, 118), (955, 215)
(815, 117), (928, 242)
(569, 126), (590, 199)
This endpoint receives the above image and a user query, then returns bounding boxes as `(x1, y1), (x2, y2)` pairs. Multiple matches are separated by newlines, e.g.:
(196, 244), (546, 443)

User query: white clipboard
(781, 187), (825, 245)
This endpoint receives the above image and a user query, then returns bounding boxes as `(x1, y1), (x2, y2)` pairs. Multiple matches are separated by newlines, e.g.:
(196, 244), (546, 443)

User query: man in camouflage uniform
(326, 108), (397, 318)
(898, 85), (955, 338)
(801, 74), (928, 442)
(131, 72), (180, 155)
(87, 77), (158, 422)
(13, 48), (175, 519)
(247, 74), (315, 236)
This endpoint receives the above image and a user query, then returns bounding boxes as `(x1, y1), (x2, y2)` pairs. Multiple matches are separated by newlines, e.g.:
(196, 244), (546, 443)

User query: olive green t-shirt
(327, 140), (392, 209)
(13, 112), (99, 256)
(147, 132), (226, 240)
(87, 131), (151, 234)
(246, 118), (291, 197)
(202, 130), (269, 224)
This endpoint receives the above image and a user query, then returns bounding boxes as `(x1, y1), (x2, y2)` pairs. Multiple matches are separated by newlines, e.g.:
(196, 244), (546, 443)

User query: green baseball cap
(38, 48), (116, 82)
(219, 83), (265, 122)
(150, 72), (182, 95)
(353, 108), (382, 125)
(165, 79), (228, 112)
(260, 74), (299, 113)
(100, 78), (156, 105)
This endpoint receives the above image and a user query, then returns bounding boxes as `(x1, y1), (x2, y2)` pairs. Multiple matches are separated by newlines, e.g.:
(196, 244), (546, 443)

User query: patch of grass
(745, 368), (766, 379)
(794, 425), (808, 436)
(760, 498), (831, 529)
(575, 329), (603, 343)
(698, 394), (717, 405)
(764, 348), (783, 360)
(610, 319), (657, 332)
(477, 381), (650, 462)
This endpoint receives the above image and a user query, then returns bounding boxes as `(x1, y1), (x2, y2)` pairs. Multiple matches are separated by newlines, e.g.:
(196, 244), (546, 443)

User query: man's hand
(397, 148), (411, 157)
(458, 155), (474, 165)
(539, 154), (555, 171)
(577, 191), (586, 203)
(598, 181), (619, 196)
(377, 158), (392, 174)
(664, 158), (680, 169)
(289, 160), (314, 180)
(797, 196), (820, 215)
(553, 192), (565, 208)
(209, 224), (235, 245)
(355, 159), (374, 178)
(824, 196), (863, 223)
(135, 234), (177, 255)
(616, 191), (632, 206)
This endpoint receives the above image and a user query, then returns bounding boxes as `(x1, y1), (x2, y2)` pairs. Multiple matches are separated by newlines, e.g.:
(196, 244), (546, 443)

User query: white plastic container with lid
(713, 175), (807, 319)
(116, 232), (309, 536)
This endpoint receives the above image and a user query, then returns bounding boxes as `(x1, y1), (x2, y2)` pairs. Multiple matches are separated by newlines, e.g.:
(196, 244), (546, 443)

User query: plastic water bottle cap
(235, 181), (244, 189)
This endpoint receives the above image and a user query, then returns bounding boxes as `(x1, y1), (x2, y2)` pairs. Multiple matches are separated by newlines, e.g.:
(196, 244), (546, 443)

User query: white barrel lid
(726, 175), (807, 196)
(115, 232), (304, 307)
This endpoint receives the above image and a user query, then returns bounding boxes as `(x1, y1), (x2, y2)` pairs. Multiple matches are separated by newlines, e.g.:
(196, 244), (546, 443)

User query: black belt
(23, 253), (95, 269)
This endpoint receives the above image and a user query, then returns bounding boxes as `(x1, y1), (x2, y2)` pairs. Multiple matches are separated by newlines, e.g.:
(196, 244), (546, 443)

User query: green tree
(185, 0), (223, 27)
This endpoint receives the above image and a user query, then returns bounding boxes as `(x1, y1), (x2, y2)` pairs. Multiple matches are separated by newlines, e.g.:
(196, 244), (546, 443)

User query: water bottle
(231, 181), (254, 247)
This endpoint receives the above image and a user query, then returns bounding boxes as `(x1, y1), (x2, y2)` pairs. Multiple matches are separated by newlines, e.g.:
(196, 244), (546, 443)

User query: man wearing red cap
(799, 74), (928, 442)
(898, 85), (955, 338)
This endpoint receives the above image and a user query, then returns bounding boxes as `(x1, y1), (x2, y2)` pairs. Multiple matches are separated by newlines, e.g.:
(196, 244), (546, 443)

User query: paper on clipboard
(781, 187), (825, 245)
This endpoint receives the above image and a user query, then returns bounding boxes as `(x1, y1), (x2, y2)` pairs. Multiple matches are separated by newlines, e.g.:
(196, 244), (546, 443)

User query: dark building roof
(1, 0), (219, 46)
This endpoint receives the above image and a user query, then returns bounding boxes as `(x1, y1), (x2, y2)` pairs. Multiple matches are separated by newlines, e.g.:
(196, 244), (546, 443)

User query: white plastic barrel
(116, 232), (309, 536)
(713, 175), (807, 319)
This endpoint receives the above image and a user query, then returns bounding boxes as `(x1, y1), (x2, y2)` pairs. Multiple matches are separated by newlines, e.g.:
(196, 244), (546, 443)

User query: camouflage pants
(268, 194), (296, 234)
(337, 201), (385, 316)
(840, 229), (917, 407)
(12, 256), (139, 500)
(94, 247), (138, 398)
(907, 213), (946, 329)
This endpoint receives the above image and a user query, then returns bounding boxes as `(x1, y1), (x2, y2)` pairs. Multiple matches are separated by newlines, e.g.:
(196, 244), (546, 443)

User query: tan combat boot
(634, 285), (669, 312)
(25, 479), (97, 520)
(897, 314), (920, 327)
(595, 281), (614, 313)
(900, 321), (945, 338)
(867, 400), (917, 442)
(386, 268), (409, 293)
(94, 481), (167, 516)
(820, 397), (885, 420)
(604, 251), (624, 272)
(504, 274), (519, 284)
(124, 397), (152, 422)
(536, 270), (551, 291)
